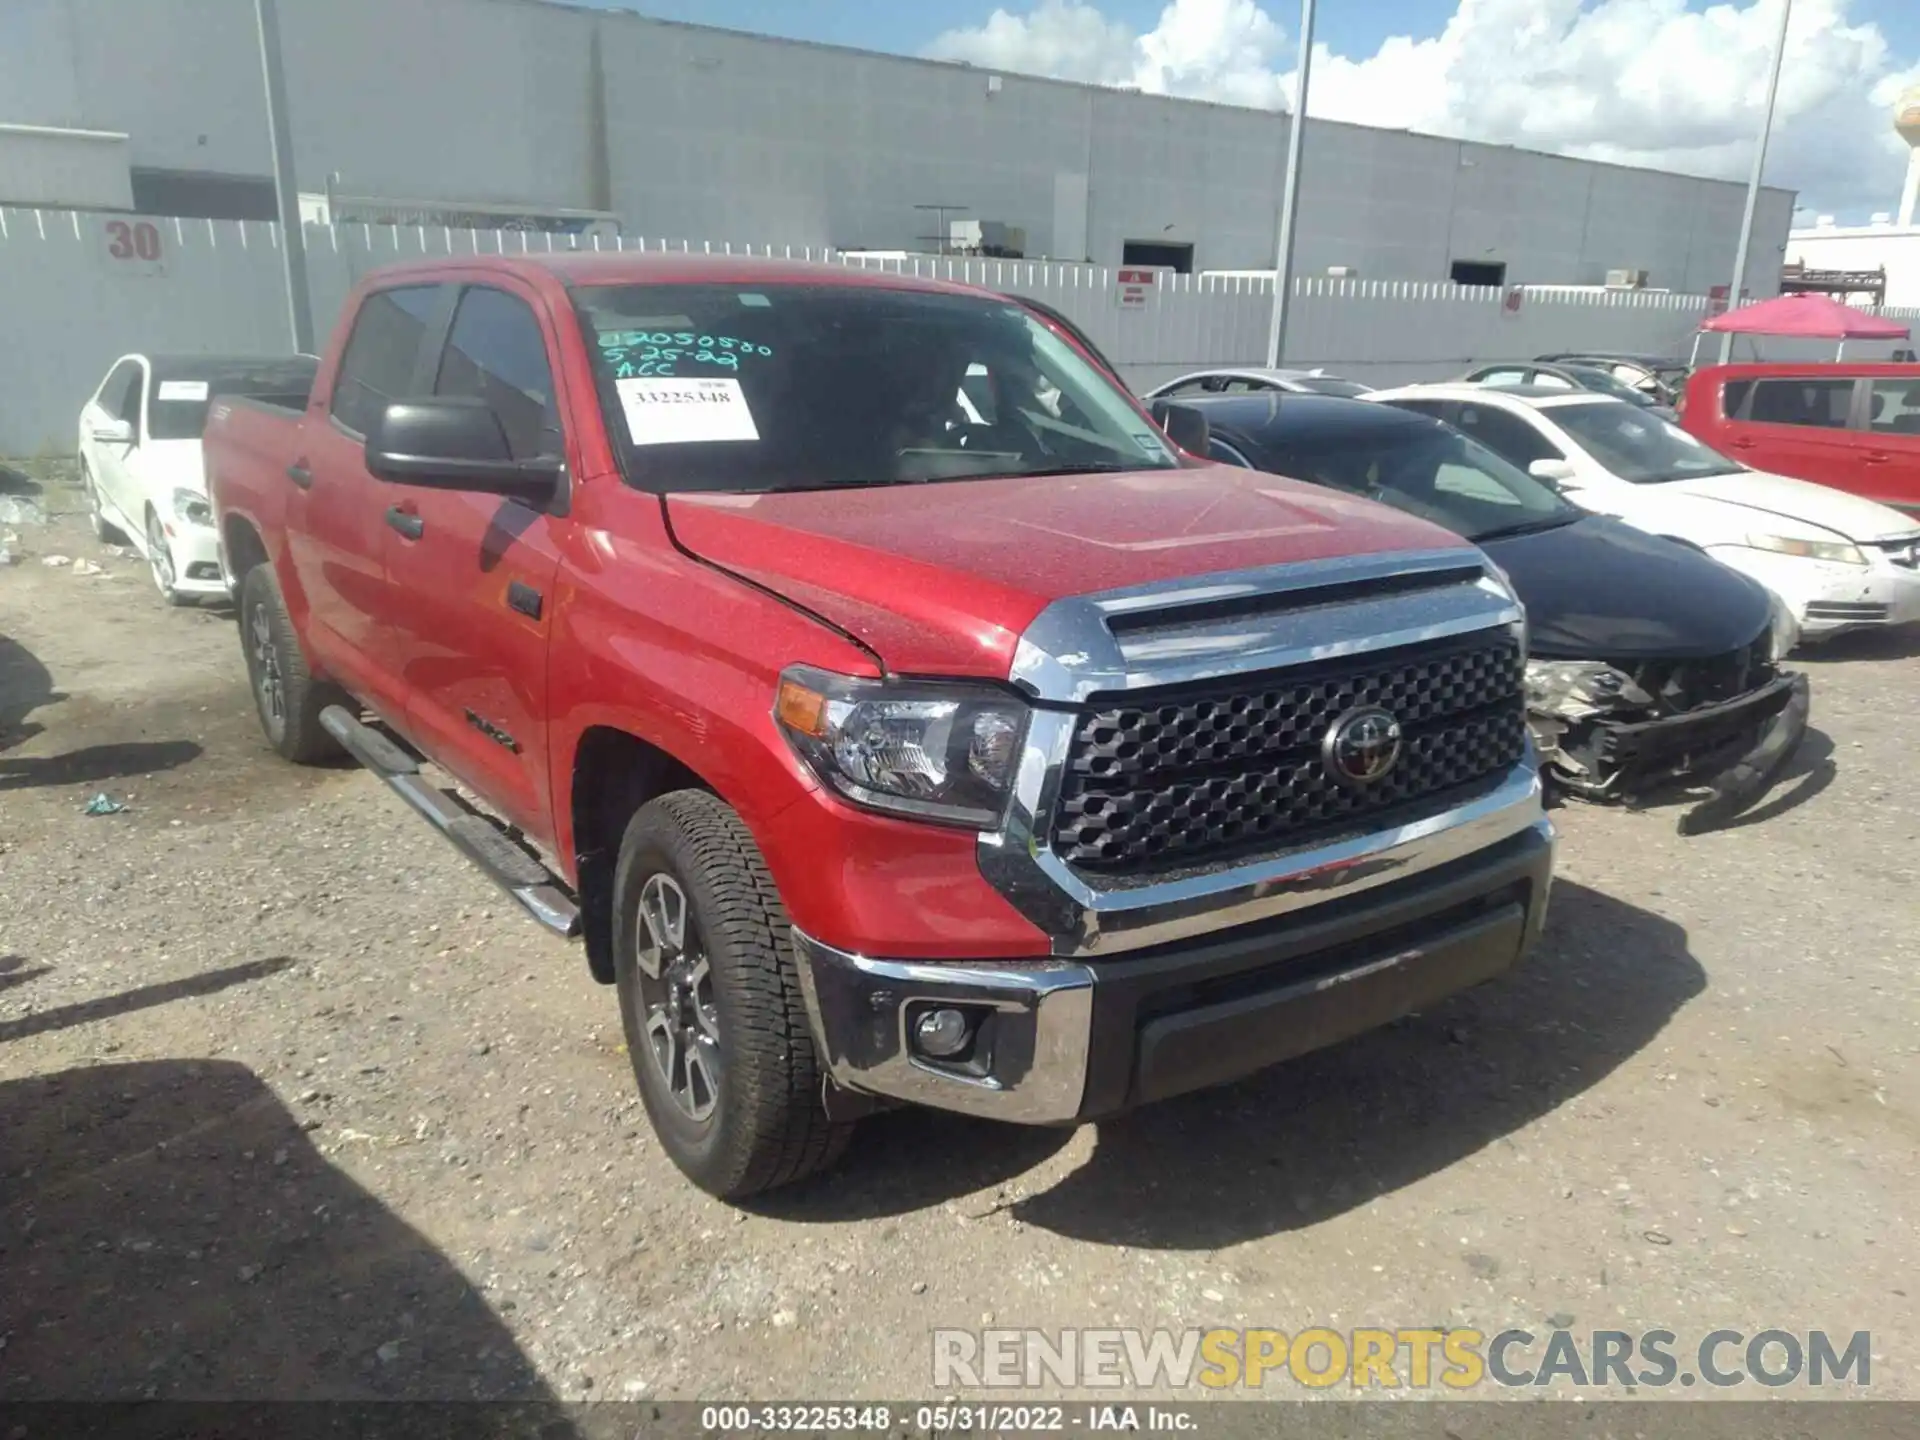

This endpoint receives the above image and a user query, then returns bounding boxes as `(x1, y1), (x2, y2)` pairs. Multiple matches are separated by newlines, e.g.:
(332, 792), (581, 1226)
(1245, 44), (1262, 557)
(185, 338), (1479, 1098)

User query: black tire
(82, 462), (127, 545)
(612, 789), (852, 1198)
(237, 563), (345, 765)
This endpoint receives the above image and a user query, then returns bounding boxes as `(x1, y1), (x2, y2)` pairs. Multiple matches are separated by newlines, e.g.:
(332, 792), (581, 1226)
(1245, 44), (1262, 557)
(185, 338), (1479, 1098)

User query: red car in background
(1681, 363), (1920, 513)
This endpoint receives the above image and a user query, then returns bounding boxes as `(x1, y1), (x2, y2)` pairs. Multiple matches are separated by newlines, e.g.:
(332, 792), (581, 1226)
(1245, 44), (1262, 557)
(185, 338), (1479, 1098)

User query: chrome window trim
(979, 549), (1540, 957)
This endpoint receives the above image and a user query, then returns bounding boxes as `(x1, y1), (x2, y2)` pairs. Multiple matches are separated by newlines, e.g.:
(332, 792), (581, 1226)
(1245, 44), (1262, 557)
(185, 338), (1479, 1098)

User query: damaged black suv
(1184, 393), (1809, 833)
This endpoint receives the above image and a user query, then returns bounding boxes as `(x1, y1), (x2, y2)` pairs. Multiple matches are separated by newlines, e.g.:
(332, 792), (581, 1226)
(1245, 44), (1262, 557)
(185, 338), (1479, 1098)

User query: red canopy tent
(1694, 292), (1910, 363)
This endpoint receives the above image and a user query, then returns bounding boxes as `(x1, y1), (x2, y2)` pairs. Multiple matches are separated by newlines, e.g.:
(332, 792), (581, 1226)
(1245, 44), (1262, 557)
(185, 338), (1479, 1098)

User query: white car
(1145, 367), (1375, 400)
(78, 352), (317, 605)
(1366, 383), (1920, 642)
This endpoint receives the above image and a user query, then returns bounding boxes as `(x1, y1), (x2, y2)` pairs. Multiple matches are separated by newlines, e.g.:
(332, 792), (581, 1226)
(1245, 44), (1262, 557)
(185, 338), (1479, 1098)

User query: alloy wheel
(632, 873), (722, 1122)
(147, 515), (177, 598)
(249, 602), (284, 728)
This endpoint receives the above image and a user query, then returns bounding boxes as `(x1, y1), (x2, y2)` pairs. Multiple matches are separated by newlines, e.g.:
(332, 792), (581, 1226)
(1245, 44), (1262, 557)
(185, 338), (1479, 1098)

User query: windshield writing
(576, 283), (1177, 492)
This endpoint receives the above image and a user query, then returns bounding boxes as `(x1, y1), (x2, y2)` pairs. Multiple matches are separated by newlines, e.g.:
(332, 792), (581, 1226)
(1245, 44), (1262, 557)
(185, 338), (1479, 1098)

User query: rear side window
(434, 287), (561, 460)
(331, 285), (442, 436)
(1742, 377), (1854, 430)
(1450, 405), (1561, 467)
(1868, 379), (1920, 436)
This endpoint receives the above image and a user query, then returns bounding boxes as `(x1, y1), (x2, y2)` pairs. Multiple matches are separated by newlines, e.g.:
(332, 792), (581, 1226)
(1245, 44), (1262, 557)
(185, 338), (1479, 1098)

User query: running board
(320, 705), (581, 939)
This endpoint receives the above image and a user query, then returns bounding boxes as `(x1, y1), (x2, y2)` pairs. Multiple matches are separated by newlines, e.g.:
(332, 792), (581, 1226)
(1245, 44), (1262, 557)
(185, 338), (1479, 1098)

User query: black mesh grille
(1052, 632), (1526, 874)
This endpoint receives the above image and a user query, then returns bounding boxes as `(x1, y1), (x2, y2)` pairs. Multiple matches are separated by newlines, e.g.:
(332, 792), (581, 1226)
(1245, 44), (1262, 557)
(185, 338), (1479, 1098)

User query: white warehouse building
(1, 0), (1793, 294)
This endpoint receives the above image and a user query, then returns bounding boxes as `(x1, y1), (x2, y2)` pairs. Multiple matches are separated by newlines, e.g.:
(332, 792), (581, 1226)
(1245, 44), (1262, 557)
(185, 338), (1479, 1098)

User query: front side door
(381, 281), (567, 842)
(1861, 377), (1920, 512)
(84, 360), (146, 524)
(1723, 374), (1860, 492)
(290, 283), (448, 716)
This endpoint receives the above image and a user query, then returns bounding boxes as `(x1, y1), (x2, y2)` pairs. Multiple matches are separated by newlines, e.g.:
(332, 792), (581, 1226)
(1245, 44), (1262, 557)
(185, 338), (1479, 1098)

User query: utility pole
(1264, 0), (1316, 368)
(1720, 0), (1792, 364)
(256, 0), (314, 353)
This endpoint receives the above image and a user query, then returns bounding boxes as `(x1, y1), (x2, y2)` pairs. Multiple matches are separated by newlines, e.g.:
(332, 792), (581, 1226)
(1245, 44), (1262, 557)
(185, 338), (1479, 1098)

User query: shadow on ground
(769, 881), (1701, 1241)
(1713, 725), (1837, 832)
(0, 1058), (566, 1411)
(0, 738), (204, 791)
(1804, 626), (1920, 664)
(0, 633), (64, 754)
(0, 957), (298, 1046)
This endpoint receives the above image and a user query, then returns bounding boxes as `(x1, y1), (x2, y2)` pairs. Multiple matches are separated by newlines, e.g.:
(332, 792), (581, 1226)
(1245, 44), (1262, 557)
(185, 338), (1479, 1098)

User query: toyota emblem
(1323, 706), (1404, 788)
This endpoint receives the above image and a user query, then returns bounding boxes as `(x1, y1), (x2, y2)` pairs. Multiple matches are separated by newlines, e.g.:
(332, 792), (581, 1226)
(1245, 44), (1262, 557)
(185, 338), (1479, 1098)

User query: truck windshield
(1550, 400), (1744, 483)
(1258, 426), (1579, 543)
(574, 282), (1179, 492)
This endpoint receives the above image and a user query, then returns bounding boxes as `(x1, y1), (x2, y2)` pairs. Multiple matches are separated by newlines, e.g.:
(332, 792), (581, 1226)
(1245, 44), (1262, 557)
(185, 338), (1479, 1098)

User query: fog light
(913, 1007), (973, 1058)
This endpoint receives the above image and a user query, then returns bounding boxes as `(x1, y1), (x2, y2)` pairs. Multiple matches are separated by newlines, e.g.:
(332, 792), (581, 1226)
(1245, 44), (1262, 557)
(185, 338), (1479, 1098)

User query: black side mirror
(365, 397), (560, 500)
(1150, 399), (1210, 456)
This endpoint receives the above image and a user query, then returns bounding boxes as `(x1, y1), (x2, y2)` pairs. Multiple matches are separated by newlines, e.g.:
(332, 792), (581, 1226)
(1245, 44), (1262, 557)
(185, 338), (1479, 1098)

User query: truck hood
(667, 467), (1469, 676)
(1482, 515), (1771, 661)
(1666, 470), (1918, 543)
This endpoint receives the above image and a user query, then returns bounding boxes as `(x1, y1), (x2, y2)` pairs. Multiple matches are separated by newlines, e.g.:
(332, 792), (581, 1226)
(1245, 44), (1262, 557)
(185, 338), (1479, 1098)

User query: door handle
(285, 460), (313, 489)
(1727, 437), (1756, 449)
(1863, 453), (1892, 464)
(385, 505), (424, 541)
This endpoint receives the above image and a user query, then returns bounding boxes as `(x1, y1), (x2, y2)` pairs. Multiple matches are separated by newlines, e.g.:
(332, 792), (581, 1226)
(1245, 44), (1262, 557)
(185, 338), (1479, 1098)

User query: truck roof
(356, 251), (984, 297)
(1686, 361), (1920, 380)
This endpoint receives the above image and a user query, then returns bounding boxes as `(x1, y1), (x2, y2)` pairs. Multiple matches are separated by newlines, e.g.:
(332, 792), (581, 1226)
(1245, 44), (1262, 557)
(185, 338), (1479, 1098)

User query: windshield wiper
(963, 461), (1153, 481)
(1472, 515), (1579, 541)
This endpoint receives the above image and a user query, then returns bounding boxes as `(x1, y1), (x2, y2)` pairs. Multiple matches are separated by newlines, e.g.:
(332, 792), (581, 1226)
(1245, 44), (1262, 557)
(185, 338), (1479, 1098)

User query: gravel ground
(2, 460), (1916, 1405)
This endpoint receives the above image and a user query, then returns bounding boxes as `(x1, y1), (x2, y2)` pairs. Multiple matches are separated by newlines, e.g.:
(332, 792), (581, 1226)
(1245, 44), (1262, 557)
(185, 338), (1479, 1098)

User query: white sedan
(1367, 382), (1920, 642)
(1144, 367), (1375, 400)
(78, 352), (317, 606)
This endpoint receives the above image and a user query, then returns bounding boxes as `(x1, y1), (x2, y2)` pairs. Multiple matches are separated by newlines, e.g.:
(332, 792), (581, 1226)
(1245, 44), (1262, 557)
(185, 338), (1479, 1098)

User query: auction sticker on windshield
(616, 376), (759, 446)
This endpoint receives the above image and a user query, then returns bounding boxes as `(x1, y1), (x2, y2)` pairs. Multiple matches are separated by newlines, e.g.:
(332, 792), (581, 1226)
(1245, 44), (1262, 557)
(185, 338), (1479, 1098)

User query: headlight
(171, 488), (213, 527)
(1524, 660), (1651, 720)
(1744, 533), (1865, 567)
(774, 665), (1029, 829)
(1765, 592), (1800, 661)
(1479, 557), (1529, 660)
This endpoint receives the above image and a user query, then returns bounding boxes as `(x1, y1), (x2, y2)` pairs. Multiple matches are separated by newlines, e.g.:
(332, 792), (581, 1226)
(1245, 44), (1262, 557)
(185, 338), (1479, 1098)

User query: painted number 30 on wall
(105, 220), (164, 262)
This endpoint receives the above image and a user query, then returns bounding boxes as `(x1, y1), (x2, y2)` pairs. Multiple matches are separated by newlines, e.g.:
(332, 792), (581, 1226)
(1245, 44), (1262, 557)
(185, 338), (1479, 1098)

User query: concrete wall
(8, 205), (1909, 458)
(0, 0), (1794, 293)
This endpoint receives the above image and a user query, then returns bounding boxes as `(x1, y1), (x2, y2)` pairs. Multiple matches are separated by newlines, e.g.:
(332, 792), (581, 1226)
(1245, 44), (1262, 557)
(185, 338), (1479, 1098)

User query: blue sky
(591, 0), (1914, 62)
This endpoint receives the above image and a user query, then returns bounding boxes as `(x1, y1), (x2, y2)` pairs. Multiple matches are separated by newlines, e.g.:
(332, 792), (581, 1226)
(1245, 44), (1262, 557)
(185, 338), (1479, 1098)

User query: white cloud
(925, 0), (1920, 219)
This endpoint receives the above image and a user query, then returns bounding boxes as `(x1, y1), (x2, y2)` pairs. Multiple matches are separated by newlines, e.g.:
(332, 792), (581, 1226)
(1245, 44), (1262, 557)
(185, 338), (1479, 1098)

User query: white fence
(4, 206), (1917, 457)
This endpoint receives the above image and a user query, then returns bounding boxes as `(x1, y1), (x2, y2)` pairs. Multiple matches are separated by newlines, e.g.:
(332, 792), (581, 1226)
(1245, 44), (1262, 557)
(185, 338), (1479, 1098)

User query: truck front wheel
(238, 563), (344, 765)
(612, 789), (851, 1198)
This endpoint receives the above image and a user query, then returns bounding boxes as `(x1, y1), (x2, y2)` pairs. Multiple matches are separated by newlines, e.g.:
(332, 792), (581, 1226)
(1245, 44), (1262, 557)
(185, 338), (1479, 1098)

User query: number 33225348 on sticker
(616, 376), (759, 446)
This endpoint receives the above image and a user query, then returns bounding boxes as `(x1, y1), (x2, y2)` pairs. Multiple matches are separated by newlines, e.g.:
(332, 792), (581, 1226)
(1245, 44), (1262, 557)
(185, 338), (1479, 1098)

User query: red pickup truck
(1681, 362), (1920, 512)
(205, 255), (1553, 1198)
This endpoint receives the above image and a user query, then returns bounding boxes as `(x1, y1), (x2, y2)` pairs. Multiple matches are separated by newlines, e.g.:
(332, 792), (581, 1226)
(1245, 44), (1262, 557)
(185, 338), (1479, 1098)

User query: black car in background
(1179, 393), (1809, 833)
(1534, 352), (1691, 405)
(1461, 361), (1679, 420)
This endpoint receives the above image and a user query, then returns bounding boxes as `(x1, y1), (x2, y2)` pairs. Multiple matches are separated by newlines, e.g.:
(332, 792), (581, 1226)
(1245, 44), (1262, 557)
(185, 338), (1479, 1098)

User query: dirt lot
(2, 460), (1917, 1405)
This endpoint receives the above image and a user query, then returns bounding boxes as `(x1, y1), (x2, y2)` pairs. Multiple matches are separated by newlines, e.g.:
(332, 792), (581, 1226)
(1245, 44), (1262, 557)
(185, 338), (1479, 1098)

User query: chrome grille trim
(979, 548), (1543, 957)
